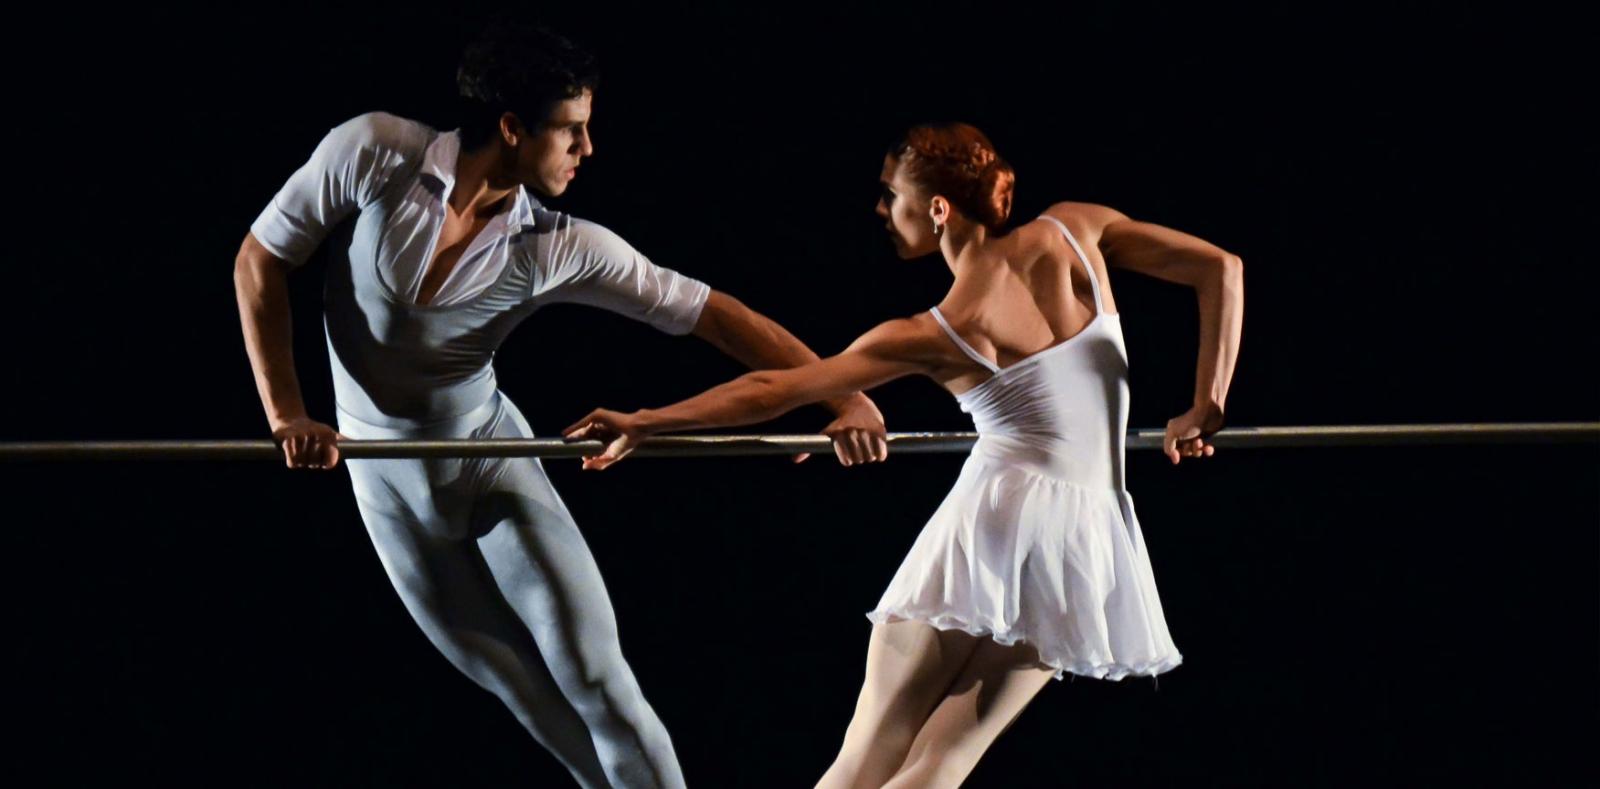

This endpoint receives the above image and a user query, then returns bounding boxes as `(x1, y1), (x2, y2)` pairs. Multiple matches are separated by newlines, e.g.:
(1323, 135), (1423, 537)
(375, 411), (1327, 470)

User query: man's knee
(558, 656), (651, 723)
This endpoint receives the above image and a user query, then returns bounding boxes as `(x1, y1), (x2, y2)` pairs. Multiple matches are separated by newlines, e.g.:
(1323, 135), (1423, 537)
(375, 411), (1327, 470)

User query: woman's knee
(885, 748), (977, 789)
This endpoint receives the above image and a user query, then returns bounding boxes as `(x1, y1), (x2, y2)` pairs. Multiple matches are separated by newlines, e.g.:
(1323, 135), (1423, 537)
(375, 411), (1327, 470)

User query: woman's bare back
(932, 204), (1122, 395)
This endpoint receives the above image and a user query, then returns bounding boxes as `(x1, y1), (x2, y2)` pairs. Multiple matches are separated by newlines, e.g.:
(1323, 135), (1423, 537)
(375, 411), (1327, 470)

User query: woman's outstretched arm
(563, 317), (947, 469)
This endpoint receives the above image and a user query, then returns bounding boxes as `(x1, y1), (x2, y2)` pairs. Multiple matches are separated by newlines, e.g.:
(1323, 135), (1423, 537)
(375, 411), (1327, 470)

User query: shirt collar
(419, 129), (460, 196)
(422, 129), (541, 228)
(508, 186), (538, 229)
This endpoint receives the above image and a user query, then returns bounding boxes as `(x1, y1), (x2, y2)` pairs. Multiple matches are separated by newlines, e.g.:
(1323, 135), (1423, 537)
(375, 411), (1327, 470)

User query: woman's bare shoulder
(1040, 201), (1129, 228)
(845, 311), (967, 369)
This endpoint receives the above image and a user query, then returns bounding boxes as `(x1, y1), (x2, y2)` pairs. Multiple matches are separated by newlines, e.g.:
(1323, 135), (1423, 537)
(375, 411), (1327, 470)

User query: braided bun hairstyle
(890, 123), (1015, 231)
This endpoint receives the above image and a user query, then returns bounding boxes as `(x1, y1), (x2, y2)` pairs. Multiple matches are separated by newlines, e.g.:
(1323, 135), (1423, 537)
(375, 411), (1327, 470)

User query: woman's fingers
(849, 431), (872, 464)
(562, 410), (608, 438)
(1173, 436), (1214, 460)
(832, 435), (852, 466)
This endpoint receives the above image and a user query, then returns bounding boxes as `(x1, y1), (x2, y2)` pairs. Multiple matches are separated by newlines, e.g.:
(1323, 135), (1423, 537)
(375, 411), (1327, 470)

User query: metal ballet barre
(1, 423), (1595, 462)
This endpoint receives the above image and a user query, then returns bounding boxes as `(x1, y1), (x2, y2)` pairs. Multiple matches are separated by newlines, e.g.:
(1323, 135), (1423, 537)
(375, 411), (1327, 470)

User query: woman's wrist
(1191, 398), (1226, 428)
(631, 409), (670, 434)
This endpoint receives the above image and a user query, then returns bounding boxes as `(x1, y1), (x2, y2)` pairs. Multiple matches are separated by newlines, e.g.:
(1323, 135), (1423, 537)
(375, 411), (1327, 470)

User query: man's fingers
(792, 452), (810, 464)
(312, 435), (339, 469)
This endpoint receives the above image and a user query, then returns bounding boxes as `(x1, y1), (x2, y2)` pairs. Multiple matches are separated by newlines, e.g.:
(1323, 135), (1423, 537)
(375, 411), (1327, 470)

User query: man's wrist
(268, 414), (306, 433)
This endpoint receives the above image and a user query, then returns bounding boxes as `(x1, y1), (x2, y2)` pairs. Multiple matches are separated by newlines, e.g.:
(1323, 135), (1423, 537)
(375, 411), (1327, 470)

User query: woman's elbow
(1215, 252), (1244, 290)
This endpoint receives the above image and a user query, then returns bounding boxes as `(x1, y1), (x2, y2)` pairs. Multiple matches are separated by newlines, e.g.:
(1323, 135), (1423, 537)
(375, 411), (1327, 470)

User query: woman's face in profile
(875, 154), (938, 259)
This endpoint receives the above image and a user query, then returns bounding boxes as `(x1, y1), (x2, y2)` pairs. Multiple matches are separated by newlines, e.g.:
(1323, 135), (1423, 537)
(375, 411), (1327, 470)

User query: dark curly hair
(889, 123), (1016, 231)
(456, 22), (601, 149)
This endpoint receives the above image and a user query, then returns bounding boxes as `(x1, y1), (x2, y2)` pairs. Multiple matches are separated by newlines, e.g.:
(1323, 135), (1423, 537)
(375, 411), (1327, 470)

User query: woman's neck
(940, 221), (992, 275)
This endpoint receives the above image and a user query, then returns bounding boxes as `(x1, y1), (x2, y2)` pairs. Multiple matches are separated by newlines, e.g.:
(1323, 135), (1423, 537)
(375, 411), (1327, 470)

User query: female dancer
(565, 123), (1243, 787)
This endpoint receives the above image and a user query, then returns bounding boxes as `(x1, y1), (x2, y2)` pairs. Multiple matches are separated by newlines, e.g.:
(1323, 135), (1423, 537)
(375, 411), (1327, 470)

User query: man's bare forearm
(234, 241), (310, 430)
(693, 291), (871, 415)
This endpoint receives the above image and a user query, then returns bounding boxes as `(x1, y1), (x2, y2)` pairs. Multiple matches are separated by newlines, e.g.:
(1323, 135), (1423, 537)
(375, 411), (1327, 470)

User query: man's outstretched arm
(690, 290), (887, 464)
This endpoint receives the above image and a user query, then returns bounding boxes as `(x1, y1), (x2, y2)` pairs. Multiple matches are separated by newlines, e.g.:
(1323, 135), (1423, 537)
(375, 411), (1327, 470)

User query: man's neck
(449, 143), (518, 219)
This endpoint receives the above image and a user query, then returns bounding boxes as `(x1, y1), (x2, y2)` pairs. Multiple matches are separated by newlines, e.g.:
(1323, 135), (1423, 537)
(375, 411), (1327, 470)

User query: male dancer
(233, 22), (886, 788)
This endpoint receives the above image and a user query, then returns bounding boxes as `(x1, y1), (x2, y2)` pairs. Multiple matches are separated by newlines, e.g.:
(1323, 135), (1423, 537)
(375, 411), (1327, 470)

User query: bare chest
(415, 210), (495, 306)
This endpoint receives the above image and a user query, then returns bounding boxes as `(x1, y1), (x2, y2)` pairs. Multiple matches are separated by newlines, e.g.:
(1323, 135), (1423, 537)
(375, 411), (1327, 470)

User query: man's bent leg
(473, 456), (685, 789)
(350, 457), (611, 788)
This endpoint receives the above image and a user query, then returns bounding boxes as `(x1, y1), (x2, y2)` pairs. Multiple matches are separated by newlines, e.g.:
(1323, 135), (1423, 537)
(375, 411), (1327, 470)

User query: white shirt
(251, 112), (709, 322)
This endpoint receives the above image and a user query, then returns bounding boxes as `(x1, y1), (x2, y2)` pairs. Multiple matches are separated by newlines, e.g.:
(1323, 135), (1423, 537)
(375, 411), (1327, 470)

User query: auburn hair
(889, 123), (1015, 231)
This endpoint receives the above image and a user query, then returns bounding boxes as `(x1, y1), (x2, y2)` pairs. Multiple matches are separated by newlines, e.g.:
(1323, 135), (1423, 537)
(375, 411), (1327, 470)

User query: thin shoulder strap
(1038, 215), (1104, 314)
(929, 307), (1001, 374)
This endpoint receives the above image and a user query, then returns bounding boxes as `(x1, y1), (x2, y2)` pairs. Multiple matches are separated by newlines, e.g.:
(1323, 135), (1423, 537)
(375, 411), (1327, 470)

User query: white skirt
(867, 455), (1183, 681)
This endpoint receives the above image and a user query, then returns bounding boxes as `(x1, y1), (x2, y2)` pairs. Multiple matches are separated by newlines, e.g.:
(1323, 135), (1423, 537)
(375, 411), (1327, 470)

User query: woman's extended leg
(815, 621), (983, 789)
(883, 639), (1056, 788)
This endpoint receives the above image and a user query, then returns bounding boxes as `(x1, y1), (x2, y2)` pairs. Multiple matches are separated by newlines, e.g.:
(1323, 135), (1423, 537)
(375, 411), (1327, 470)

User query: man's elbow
(690, 289), (737, 339)
(234, 235), (289, 295)
(691, 289), (769, 350)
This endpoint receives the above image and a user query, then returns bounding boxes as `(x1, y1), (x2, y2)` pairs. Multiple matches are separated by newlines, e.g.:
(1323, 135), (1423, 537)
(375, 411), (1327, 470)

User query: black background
(5, 1), (1596, 786)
